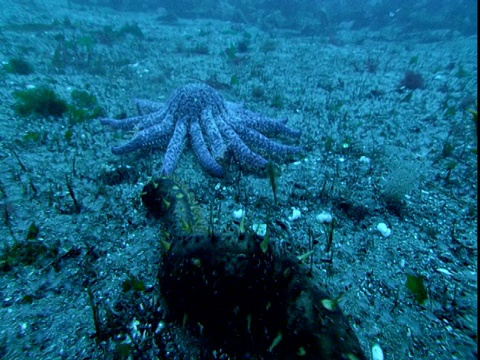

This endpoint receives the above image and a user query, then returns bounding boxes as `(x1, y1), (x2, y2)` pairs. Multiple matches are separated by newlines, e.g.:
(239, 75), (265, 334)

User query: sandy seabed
(0, 1), (477, 359)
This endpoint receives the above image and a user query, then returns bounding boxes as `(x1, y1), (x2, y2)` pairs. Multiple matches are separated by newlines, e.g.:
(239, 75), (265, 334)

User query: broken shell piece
(251, 223), (267, 237)
(288, 207), (301, 221)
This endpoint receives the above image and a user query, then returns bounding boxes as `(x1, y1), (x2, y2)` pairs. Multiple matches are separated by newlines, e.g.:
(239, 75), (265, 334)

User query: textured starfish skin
(100, 83), (302, 177)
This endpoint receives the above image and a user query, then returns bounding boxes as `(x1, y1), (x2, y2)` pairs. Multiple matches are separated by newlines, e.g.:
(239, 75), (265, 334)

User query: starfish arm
(230, 106), (301, 138)
(247, 116), (301, 138)
(111, 124), (171, 155)
(232, 126), (302, 156)
(135, 110), (171, 130)
(200, 108), (227, 159)
(190, 118), (225, 177)
(134, 99), (164, 115)
(217, 117), (268, 170)
(111, 114), (175, 155)
(250, 117), (302, 138)
(161, 116), (188, 176)
(101, 110), (171, 132)
(230, 136), (269, 170)
(100, 115), (145, 130)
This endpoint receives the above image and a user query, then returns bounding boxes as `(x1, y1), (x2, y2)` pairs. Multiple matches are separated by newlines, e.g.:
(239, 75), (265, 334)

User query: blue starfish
(100, 83), (302, 177)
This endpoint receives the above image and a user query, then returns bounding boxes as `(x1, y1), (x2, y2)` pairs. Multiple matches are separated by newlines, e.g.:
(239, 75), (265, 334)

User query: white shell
(372, 343), (384, 360)
(232, 209), (244, 219)
(376, 222), (392, 237)
(359, 155), (371, 163)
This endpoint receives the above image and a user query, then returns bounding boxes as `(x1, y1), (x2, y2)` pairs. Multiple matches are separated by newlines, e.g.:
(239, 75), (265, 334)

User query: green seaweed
(68, 89), (103, 123)
(230, 74), (239, 86)
(441, 141), (454, 158)
(266, 161), (278, 204)
(456, 64), (469, 78)
(406, 274), (428, 305)
(64, 128), (73, 142)
(400, 92), (413, 103)
(271, 94), (284, 109)
(96, 22), (144, 45)
(26, 221), (39, 240)
(444, 105), (457, 118)
(3, 57), (34, 75)
(12, 86), (103, 122)
(12, 86), (68, 118)
(122, 274), (146, 292)
(115, 343), (132, 358)
(467, 102), (477, 126)
(76, 36), (95, 52)
(468, 103), (478, 154)
(225, 43), (237, 60)
(0, 239), (56, 272)
(22, 131), (42, 142)
(119, 22), (144, 38)
(409, 56), (419, 65)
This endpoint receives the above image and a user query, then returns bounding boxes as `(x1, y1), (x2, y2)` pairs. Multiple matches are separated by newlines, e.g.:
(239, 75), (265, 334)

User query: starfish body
(100, 83), (301, 177)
